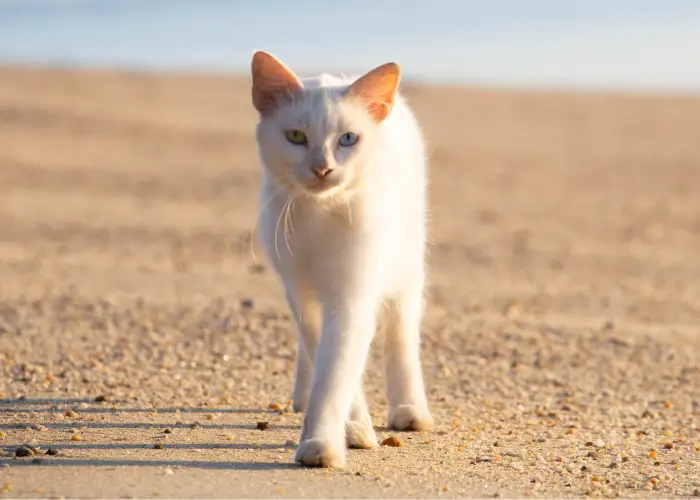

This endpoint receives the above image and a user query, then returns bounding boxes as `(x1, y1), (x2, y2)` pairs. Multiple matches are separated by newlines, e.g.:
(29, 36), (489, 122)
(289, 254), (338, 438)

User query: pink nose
(311, 164), (332, 178)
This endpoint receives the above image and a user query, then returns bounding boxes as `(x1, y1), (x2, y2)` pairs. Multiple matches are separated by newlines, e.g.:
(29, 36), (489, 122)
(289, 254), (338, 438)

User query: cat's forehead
(280, 82), (366, 130)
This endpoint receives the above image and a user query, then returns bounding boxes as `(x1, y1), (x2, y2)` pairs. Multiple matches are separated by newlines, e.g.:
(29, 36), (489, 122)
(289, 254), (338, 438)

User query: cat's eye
(285, 129), (308, 145)
(338, 132), (359, 147)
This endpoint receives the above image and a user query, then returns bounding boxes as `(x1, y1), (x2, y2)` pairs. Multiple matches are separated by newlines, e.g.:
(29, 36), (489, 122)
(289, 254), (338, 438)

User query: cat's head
(251, 51), (401, 199)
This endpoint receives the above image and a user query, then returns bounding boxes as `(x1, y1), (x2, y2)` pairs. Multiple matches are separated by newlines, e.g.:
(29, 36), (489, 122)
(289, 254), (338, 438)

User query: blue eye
(338, 132), (359, 147)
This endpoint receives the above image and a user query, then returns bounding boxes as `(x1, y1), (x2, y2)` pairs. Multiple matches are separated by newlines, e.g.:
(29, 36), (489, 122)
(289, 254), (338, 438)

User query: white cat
(251, 51), (433, 468)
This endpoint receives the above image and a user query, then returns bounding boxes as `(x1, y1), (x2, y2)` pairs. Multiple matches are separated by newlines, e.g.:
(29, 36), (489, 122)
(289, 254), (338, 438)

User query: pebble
(46, 448), (59, 456)
(163, 428), (173, 434)
(256, 421), (270, 430)
(15, 445), (35, 457)
(154, 443), (165, 449)
(381, 436), (402, 447)
(64, 410), (78, 418)
(94, 395), (109, 403)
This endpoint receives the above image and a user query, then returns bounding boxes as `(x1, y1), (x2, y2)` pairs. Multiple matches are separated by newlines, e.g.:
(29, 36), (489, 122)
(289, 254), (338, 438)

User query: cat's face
(251, 52), (400, 199)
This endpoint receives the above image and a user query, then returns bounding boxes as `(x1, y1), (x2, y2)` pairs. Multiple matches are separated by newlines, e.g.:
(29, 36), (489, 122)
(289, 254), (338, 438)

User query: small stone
(241, 298), (254, 309)
(268, 403), (283, 411)
(594, 439), (605, 448)
(663, 442), (673, 450)
(586, 451), (597, 458)
(381, 436), (402, 447)
(46, 448), (59, 456)
(256, 421), (270, 430)
(154, 443), (165, 449)
(205, 414), (216, 421)
(163, 428), (173, 434)
(692, 489), (700, 497)
(64, 410), (78, 418)
(71, 434), (82, 441)
(94, 395), (109, 403)
(15, 446), (35, 457)
(504, 299), (522, 318)
(284, 439), (295, 447)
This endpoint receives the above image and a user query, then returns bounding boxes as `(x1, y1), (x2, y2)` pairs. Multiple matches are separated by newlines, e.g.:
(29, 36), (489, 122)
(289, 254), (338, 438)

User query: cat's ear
(251, 51), (303, 116)
(347, 62), (401, 122)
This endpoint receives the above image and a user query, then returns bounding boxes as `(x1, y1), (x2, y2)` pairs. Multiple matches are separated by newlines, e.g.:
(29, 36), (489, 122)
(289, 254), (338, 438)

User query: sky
(1, 0), (699, 92)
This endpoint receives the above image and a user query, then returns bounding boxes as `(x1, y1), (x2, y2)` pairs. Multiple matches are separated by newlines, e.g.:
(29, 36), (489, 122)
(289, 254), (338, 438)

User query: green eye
(285, 129), (307, 145)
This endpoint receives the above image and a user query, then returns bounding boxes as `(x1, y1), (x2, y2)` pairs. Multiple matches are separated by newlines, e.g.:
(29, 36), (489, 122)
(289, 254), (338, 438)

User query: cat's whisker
(248, 184), (286, 264)
(273, 194), (292, 261)
(283, 195), (296, 256)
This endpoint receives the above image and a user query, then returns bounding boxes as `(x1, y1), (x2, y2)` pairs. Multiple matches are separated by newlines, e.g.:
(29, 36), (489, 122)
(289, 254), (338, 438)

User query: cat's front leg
(295, 298), (378, 467)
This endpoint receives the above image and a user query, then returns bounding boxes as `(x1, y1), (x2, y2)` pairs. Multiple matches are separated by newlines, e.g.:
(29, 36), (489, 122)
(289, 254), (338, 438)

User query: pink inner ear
(251, 51), (303, 116)
(347, 62), (401, 122)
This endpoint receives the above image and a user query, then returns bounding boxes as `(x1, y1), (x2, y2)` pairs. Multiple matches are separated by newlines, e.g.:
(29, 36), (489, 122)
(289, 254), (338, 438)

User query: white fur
(254, 71), (433, 468)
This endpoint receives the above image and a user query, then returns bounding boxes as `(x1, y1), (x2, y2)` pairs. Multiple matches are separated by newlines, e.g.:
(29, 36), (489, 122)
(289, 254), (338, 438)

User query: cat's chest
(261, 195), (359, 261)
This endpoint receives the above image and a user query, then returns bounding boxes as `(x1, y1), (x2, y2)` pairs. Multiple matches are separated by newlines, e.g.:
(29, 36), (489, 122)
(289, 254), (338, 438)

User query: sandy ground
(1, 66), (699, 499)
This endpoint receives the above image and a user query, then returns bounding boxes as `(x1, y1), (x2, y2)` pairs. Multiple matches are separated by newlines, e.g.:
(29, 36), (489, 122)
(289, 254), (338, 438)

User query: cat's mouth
(299, 176), (343, 197)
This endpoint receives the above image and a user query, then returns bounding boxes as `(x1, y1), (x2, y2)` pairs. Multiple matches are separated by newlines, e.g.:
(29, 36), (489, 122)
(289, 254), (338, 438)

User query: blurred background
(2, 0), (700, 92)
(1, 4), (700, 497)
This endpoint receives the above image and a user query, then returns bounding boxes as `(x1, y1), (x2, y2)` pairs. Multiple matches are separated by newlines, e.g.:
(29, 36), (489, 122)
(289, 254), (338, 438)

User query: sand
(1, 66), (699, 498)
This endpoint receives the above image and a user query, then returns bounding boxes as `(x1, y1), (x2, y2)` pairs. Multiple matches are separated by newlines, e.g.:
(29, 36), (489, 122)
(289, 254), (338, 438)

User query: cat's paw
(295, 438), (346, 468)
(388, 405), (434, 431)
(346, 420), (378, 449)
(291, 386), (309, 413)
(291, 398), (307, 413)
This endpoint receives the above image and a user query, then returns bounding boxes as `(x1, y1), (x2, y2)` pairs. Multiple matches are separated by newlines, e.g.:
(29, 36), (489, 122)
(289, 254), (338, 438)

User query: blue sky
(1, 0), (699, 91)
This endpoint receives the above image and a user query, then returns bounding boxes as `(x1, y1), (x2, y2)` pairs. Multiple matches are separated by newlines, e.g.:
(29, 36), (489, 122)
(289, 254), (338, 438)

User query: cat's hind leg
(383, 289), (434, 431)
(292, 342), (312, 412)
(345, 385), (378, 449)
(285, 288), (320, 413)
